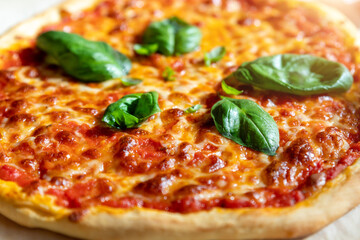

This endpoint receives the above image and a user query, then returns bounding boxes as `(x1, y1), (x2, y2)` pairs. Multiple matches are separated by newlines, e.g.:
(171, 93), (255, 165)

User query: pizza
(0, 0), (360, 239)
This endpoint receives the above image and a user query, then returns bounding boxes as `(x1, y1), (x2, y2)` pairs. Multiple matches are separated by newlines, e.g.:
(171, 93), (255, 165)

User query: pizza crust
(1, 160), (359, 240)
(0, 0), (99, 48)
(0, 0), (360, 239)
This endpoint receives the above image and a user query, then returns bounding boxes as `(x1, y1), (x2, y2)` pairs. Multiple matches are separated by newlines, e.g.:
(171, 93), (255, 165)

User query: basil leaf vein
(102, 91), (160, 129)
(211, 98), (279, 156)
(224, 54), (353, 96)
(37, 31), (131, 82)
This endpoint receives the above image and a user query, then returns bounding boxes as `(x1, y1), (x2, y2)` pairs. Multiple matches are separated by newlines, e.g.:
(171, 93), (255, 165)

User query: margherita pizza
(0, 0), (360, 239)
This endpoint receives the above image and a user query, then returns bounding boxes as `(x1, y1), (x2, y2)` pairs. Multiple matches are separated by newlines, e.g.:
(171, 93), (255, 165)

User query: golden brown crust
(0, 0), (360, 239)
(1, 160), (359, 240)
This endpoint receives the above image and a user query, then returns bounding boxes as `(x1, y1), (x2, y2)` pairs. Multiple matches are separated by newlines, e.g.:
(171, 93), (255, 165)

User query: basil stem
(37, 31), (131, 82)
(102, 91), (161, 130)
(224, 54), (353, 96)
(211, 98), (279, 156)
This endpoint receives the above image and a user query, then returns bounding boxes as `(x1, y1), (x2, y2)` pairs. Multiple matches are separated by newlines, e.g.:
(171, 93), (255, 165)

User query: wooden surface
(0, 0), (359, 239)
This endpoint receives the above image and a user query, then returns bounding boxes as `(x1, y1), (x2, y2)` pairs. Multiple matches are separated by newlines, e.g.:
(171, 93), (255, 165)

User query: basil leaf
(224, 54), (353, 96)
(163, 67), (176, 81)
(185, 104), (202, 114)
(221, 80), (243, 95)
(102, 91), (160, 130)
(171, 17), (202, 55)
(120, 77), (142, 87)
(211, 98), (279, 156)
(142, 17), (202, 56)
(205, 46), (226, 66)
(134, 43), (158, 56)
(37, 31), (131, 82)
(44, 55), (58, 65)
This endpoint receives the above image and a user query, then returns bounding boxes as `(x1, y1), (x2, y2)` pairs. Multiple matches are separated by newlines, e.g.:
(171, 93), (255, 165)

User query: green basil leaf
(163, 67), (176, 81)
(37, 31), (131, 82)
(211, 98), (279, 156)
(171, 17), (202, 55)
(102, 91), (160, 130)
(120, 77), (142, 87)
(142, 17), (202, 56)
(221, 80), (243, 95)
(44, 55), (59, 65)
(224, 54), (353, 96)
(134, 43), (158, 56)
(185, 104), (202, 114)
(205, 46), (226, 66)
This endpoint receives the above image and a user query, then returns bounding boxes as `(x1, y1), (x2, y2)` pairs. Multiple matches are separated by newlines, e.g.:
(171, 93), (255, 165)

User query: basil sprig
(224, 54), (353, 96)
(120, 77), (142, 87)
(211, 98), (279, 156)
(205, 46), (226, 66)
(102, 91), (160, 130)
(37, 31), (131, 82)
(163, 67), (176, 81)
(134, 43), (158, 56)
(221, 80), (243, 95)
(137, 17), (202, 56)
(185, 104), (202, 114)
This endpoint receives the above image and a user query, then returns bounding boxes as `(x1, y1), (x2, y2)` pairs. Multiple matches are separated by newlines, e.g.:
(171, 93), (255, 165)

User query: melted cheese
(0, 0), (359, 213)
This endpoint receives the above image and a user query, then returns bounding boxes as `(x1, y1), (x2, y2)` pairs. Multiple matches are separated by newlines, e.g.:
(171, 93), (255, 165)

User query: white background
(0, 0), (359, 239)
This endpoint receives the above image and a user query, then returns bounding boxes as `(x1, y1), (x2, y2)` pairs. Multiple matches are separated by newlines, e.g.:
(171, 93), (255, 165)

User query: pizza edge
(0, 0), (360, 239)
(0, 0), (100, 48)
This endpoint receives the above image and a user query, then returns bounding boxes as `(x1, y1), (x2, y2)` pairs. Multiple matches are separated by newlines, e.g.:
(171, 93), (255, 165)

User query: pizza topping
(8, 113), (37, 125)
(47, 178), (115, 208)
(0, 165), (34, 187)
(102, 197), (144, 209)
(204, 46), (226, 66)
(315, 127), (348, 159)
(36, 31), (132, 82)
(162, 67), (176, 81)
(114, 136), (167, 173)
(326, 143), (360, 180)
(137, 17), (202, 56)
(264, 136), (320, 189)
(211, 97), (279, 155)
(184, 104), (202, 114)
(133, 43), (158, 56)
(225, 54), (353, 96)
(102, 91), (161, 130)
(134, 173), (177, 196)
(120, 77), (143, 87)
(221, 80), (243, 95)
(54, 130), (77, 146)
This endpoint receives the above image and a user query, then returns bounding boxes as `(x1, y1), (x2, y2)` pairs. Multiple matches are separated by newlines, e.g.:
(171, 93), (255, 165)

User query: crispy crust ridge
(0, 0), (359, 239)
